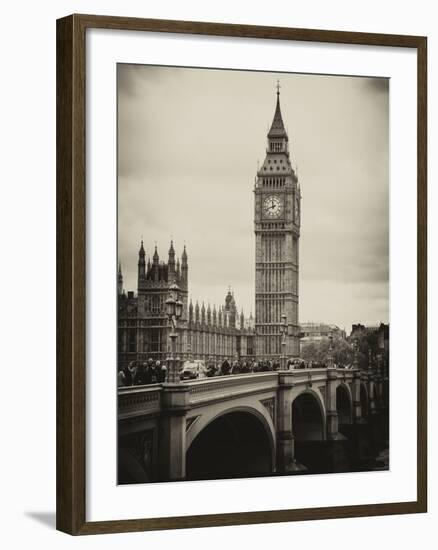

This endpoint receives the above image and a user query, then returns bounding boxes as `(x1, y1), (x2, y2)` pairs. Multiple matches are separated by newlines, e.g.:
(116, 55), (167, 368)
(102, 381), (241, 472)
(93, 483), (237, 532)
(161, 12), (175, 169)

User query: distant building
(350, 323), (389, 355)
(118, 241), (256, 367)
(299, 322), (346, 352)
(377, 323), (389, 354)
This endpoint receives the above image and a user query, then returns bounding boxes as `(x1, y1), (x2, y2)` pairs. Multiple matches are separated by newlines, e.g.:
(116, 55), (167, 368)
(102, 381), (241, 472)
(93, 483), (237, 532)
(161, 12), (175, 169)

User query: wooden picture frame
(56, 13), (427, 535)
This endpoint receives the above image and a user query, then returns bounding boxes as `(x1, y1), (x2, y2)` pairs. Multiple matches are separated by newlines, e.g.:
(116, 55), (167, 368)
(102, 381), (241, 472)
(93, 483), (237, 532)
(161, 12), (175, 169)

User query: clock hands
(264, 196), (281, 216)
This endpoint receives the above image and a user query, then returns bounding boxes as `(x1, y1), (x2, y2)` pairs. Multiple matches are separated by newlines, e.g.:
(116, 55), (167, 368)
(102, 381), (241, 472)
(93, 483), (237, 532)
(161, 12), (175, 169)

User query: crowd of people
(206, 358), (283, 377)
(118, 358), (167, 387)
(118, 356), (351, 387)
(204, 357), (342, 376)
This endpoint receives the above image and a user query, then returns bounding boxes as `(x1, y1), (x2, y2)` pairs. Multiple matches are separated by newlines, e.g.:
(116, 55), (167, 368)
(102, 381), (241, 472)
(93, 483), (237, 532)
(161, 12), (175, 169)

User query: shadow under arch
(336, 383), (353, 425)
(291, 390), (326, 472)
(186, 407), (274, 481)
(292, 390), (326, 442)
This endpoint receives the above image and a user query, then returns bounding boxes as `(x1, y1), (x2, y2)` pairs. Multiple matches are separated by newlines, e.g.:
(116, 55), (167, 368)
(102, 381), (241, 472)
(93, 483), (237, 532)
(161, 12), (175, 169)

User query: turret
(181, 245), (188, 287)
(189, 299), (194, 323)
(225, 288), (233, 311)
(207, 304), (212, 325)
(138, 240), (146, 278)
(152, 246), (159, 281)
(195, 301), (200, 323)
(240, 309), (245, 330)
(168, 240), (176, 277)
(201, 302), (206, 325)
(153, 245), (159, 264)
(248, 312), (255, 331)
(224, 288), (237, 328)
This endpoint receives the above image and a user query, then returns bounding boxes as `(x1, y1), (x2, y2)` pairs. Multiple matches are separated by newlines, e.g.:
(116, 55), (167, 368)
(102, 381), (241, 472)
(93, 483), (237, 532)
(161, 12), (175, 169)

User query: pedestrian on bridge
(128, 361), (138, 384)
(122, 363), (133, 386)
(134, 362), (145, 385)
(221, 358), (231, 376)
(144, 359), (154, 384)
(156, 361), (167, 383)
(117, 368), (126, 387)
(231, 360), (241, 375)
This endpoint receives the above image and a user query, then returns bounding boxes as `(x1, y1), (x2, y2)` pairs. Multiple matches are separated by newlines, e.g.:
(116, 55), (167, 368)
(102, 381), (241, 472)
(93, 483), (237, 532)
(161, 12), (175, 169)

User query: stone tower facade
(254, 86), (301, 358)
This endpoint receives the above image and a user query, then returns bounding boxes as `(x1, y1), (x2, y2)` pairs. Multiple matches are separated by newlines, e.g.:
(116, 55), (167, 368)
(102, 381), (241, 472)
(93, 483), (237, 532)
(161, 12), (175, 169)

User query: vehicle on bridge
(179, 360), (208, 380)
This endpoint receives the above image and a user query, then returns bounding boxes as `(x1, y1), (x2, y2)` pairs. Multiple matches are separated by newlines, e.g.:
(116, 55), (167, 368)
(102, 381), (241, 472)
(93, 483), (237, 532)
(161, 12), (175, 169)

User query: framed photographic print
(56, 14), (427, 535)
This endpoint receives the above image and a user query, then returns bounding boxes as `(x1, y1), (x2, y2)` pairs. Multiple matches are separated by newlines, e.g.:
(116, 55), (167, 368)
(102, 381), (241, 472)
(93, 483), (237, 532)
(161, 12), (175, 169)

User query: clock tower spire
(254, 85), (301, 359)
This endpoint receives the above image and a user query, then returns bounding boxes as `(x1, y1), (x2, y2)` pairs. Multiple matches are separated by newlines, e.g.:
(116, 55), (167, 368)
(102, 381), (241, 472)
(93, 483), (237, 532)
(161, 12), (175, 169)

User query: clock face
(263, 195), (283, 218)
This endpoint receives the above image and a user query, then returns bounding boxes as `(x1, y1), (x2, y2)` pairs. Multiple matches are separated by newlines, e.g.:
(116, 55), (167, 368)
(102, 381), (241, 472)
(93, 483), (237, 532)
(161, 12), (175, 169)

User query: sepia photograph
(116, 64), (390, 484)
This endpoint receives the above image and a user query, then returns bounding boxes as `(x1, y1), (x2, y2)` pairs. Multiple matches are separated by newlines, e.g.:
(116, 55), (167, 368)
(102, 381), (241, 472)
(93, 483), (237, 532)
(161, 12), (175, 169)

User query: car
(179, 360), (208, 380)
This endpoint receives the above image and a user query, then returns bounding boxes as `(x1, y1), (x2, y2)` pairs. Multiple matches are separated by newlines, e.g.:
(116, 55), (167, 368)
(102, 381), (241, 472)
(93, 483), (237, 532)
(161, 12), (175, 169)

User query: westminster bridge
(118, 368), (388, 483)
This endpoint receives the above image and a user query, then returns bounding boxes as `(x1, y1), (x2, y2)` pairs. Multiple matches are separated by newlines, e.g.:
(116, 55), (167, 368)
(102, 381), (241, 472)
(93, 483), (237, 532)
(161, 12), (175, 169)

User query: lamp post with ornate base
(165, 281), (183, 384)
(352, 339), (359, 369)
(159, 281), (189, 481)
(327, 330), (334, 369)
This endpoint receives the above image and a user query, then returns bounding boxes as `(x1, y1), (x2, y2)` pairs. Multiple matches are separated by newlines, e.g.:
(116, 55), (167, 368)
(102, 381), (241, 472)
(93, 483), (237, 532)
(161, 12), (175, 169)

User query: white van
(179, 360), (208, 380)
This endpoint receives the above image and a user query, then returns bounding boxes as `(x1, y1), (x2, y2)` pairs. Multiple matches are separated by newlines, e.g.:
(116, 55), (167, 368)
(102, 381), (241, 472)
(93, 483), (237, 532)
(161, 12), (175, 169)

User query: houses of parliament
(118, 86), (300, 366)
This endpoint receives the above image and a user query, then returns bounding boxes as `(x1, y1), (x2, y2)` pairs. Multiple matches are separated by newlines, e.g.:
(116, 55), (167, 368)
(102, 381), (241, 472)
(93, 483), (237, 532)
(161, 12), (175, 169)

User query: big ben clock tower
(254, 84), (301, 359)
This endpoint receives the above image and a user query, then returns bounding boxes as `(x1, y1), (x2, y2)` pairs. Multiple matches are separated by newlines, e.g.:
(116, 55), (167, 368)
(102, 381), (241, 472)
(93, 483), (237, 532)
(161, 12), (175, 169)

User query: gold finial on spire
(276, 79), (281, 96)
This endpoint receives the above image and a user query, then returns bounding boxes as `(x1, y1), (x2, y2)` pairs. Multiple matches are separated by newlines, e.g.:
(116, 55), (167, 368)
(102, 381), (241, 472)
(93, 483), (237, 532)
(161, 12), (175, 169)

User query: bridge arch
(336, 382), (353, 425)
(292, 389), (326, 442)
(185, 405), (275, 481)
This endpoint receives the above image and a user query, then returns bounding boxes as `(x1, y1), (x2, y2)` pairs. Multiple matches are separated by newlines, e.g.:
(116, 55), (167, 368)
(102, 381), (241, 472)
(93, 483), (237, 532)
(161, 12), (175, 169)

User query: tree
(301, 338), (359, 367)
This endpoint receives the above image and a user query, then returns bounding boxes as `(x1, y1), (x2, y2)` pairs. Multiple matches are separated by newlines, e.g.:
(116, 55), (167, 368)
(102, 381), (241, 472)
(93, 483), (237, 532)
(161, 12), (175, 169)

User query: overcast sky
(118, 64), (389, 331)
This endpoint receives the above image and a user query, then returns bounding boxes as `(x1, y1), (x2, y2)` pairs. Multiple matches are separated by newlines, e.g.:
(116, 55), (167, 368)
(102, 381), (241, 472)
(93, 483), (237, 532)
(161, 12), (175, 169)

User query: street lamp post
(253, 330), (258, 365)
(327, 330), (334, 368)
(280, 314), (287, 370)
(368, 348), (373, 373)
(352, 339), (359, 369)
(165, 281), (183, 383)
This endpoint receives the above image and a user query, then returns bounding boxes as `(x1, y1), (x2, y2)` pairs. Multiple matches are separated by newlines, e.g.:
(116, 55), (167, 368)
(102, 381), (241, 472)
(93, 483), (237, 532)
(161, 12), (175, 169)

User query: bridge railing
(118, 368), (360, 418)
(280, 367), (328, 384)
(118, 384), (163, 419)
(186, 372), (279, 404)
